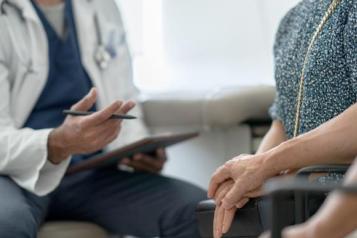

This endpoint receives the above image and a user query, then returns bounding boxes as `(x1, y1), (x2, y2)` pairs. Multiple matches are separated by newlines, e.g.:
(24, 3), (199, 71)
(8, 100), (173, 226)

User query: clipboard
(66, 132), (199, 175)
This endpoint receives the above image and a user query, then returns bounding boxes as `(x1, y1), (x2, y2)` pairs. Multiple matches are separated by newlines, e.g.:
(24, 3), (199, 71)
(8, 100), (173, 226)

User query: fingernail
(222, 223), (229, 234)
(116, 101), (122, 107)
(127, 100), (136, 107)
(122, 158), (129, 164)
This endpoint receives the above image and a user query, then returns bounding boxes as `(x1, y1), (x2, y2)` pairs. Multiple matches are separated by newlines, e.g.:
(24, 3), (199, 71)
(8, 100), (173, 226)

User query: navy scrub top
(25, 0), (100, 163)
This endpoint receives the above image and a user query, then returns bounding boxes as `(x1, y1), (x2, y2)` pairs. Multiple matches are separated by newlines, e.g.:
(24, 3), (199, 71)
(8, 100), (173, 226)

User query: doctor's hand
(48, 88), (135, 164)
(120, 148), (167, 173)
(208, 154), (273, 210)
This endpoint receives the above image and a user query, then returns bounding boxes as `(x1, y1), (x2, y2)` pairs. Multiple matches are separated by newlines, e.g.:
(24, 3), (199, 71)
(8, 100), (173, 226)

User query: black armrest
(264, 177), (357, 238)
(297, 164), (350, 176)
(196, 199), (264, 238)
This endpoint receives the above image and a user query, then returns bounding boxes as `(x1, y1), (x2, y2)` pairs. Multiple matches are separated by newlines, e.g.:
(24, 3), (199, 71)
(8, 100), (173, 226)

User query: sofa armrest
(140, 86), (275, 129)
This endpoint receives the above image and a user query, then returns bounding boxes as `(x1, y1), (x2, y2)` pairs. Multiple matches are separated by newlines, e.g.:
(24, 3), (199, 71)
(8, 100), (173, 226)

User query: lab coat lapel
(9, 0), (49, 127)
(9, 0), (48, 66)
(9, 0), (39, 23)
(72, 0), (108, 109)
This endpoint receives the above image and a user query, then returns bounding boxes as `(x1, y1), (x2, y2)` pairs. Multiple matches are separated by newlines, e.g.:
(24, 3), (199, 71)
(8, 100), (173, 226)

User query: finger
(133, 154), (164, 171)
(118, 100), (136, 115)
(245, 187), (265, 198)
(126, 160), (157, 173)
(258, 231), (271, 238)
(215, 182), (233, 206)
(134, 153), (166, 166)
(222, 183), (246, 209)
(235, 198), (249, 209)
(208, 165), (231, 198)
(71, 88), (97, 111)
(137, 153), (165, 171)
(94, 117), (121, 132)
(83, 101), (122, 126)
(282, 225), (307, 238)
(156, 148), (167, 160)
(213, 205), (224, 238)
(222, 207), (237, 234)
(120, 158), (130, 165)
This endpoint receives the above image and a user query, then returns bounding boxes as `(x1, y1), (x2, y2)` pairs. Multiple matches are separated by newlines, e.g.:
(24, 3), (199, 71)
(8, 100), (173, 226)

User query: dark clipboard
(66, 132), (199, 175)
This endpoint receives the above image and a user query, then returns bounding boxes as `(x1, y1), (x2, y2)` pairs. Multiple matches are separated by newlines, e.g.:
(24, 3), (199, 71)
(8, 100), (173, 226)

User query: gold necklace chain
(293, 0), (342, 137)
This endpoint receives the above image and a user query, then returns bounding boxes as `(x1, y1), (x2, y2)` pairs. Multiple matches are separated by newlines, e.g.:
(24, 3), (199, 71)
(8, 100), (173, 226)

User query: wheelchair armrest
(264, 177), (357, 238)
(297, 164), (350, 176)
(265, 177), (336, 194)
(196, 165), (351, 238)
(196, 200), (216, 212)
(196, 200), (264, 238)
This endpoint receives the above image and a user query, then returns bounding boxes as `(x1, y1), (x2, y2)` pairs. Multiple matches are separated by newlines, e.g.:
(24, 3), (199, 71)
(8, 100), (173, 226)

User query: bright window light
(116, 0), (300, 92)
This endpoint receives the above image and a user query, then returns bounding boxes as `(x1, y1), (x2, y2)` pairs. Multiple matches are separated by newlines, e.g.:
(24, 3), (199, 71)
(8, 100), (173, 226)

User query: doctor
(0, 0), (205, 237)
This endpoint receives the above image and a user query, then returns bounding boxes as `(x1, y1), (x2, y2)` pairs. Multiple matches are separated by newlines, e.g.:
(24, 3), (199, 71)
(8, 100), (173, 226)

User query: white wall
(117, 0), (301, 91)
(158, 0), (301, 91)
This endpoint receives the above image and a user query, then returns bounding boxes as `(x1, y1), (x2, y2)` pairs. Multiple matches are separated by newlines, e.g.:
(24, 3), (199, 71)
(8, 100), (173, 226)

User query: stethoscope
(0, 0), (25, 21)
(93, 13), (112, 70)
(0, 0), (114, 70)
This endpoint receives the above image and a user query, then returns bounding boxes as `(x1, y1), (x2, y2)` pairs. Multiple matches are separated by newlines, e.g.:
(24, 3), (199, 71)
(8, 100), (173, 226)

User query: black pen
(63, 110), (137, 120)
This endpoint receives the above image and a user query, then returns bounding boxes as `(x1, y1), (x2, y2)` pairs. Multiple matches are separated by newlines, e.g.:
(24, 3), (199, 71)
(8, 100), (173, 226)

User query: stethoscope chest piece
(95, 45), (111, 70)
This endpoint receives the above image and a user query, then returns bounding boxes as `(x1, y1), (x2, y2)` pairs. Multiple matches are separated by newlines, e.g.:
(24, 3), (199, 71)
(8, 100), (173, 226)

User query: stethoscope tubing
(0, 0), (111, 70)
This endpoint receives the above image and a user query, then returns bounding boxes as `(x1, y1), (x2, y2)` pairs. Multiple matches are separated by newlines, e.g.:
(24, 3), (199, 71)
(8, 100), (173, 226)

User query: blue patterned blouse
(270, 0), (357, 138)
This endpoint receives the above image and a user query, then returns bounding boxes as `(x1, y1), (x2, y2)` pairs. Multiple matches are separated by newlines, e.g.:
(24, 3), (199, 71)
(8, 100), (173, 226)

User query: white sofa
(38, 85), (275, 238)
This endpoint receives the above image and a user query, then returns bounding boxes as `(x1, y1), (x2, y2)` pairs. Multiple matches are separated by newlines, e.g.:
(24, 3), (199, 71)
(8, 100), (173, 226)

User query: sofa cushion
(38, 222), (108, 238)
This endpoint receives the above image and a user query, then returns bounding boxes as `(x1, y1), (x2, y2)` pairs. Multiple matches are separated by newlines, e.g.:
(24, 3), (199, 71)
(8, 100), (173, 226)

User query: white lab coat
(0, 0), (149, 196)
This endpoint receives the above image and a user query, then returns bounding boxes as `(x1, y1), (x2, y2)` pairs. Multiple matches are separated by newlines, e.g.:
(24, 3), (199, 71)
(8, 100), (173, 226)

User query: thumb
(71, 88), (97, 111)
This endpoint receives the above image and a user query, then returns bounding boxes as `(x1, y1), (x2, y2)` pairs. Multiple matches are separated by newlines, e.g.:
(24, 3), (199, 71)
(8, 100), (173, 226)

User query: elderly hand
(120, 148), (167, 173)
(213, 180), (236, 238)
(208, 154), (275, 210)
(212, 178), (264, 238)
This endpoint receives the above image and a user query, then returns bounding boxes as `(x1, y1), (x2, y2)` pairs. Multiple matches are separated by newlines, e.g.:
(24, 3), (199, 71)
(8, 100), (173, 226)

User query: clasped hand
(208, 154), (272, 238)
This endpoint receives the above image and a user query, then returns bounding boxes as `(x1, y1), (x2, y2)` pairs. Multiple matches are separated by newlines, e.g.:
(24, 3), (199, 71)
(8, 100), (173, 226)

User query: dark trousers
(0, 168), (206, 238)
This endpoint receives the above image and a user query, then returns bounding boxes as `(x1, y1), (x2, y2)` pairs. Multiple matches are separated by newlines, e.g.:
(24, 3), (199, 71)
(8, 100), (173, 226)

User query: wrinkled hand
(48, 88), (135, 164)
(213, 179), (264, 238)
(120, 148), (167, 173)
(208, 154), (273, 210)
(213, 180), (236, 238)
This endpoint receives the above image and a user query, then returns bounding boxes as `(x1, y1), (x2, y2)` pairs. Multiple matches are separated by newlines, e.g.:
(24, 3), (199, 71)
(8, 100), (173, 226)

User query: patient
(208, 0), (357, 237)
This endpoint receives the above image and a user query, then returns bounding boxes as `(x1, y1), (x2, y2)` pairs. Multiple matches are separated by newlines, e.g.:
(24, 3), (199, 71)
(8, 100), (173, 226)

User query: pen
(63, 110), (137, 120)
